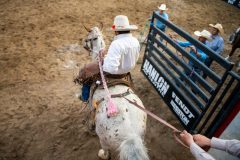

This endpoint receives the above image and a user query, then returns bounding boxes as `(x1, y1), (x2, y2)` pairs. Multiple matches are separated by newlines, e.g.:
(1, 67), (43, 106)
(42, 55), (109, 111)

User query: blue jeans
(204, 57), (213, 67)
(81, 84), (90, 101)
(177, 67), (201, 94)
(185, 67), (202, 82)
(179, 67), (202, 84)
(158, 27), (166, 42)
(159, 27), (166, 32)
(202, 57), (212, 79)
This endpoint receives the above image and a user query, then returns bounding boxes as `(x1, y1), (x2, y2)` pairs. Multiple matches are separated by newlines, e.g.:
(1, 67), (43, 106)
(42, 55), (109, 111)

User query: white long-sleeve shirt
(103, 33), (140, 74)
(190, 137), (240, 160)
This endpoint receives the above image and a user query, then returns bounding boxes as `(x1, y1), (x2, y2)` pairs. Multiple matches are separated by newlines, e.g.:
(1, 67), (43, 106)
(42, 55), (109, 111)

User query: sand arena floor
(0, 0), (239, 159)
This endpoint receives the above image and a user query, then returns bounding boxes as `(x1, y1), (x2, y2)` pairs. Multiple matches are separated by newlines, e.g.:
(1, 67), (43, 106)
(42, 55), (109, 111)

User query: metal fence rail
(204, 71), (240, 137)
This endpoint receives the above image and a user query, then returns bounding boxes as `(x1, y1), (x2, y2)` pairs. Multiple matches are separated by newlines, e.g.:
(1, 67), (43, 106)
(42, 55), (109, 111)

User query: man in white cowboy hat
(155, 4), (169, 32)
(173, 30), (212, 82)
(205, 23), (224, 63)
(79, 15), (140, 102)
(103, 15), (140, 74)
(149, 4), (169, 33)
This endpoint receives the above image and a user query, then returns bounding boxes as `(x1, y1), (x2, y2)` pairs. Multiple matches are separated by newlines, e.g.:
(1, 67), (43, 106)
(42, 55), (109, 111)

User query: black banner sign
(141, 57), (200, 130)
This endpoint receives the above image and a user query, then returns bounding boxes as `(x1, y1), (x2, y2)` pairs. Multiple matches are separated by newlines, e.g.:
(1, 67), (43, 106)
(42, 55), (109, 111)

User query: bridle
(82, 24), (105, 56)
(83, 34), (105, 58)
(83, 36), (99, 53)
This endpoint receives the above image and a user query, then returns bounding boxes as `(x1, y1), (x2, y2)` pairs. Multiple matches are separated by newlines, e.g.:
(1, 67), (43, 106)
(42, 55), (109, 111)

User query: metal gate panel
(141, 11), (238, 133)
(142, 54), (200, 130)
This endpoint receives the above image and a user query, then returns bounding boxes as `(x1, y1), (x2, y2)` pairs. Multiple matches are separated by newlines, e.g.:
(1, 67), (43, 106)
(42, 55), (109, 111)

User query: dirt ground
(0, 0), (239, 160)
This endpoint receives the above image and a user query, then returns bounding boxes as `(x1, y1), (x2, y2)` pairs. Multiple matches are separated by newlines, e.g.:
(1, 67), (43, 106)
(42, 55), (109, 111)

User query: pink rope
(98, 49), (118, 117)
(124, 97), (189, 148)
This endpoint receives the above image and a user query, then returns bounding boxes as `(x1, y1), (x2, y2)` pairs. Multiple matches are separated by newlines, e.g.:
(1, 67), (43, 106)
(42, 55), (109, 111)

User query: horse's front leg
(229, 46), (237, 57)
(98, 139), (110, 160)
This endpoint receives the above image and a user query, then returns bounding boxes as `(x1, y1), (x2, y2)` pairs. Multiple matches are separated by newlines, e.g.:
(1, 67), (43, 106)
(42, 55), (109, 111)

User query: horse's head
(83, 25), (106, 60)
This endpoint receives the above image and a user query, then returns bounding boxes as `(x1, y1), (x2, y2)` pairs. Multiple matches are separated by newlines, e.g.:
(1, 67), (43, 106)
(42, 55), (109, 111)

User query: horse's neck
(92, 36), (105, 61)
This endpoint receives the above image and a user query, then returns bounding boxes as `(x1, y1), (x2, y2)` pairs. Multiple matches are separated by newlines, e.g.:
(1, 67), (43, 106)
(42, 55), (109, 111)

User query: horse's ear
(82, 23), (91, 32)
(99, 22), (103, 31)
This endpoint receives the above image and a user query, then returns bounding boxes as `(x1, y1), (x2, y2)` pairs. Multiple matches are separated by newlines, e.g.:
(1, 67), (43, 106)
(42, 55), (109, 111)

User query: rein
(123, 97), (189, 149)
(98, 49), (118, 116)
(85, 37), (98, 42)
(84, 36), (99, 53)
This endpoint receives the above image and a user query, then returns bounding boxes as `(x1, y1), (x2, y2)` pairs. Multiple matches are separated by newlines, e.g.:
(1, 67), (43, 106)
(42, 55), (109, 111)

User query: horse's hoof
(87, 128), (97, 136)
(98, 149), (109, 159)
(87, 122), (97, 136)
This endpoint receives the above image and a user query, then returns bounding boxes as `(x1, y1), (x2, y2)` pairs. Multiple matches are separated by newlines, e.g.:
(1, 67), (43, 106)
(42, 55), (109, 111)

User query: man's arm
(194, 135), (240, 158)
(211, 137), (240, 158)
(180, 130), (215, 160)
(177, 40), (191, 47)
(102, 42), (121, 74)
(190, 142), (215, 160)
(197, 50), (207, 62)
(215, 38), (224, 55)
(165, 13), (169, 21)
(188, 46), (207, 61)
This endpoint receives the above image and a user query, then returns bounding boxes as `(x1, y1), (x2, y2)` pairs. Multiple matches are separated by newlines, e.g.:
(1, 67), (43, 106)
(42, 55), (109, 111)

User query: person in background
(149, 4), (169, 42)
(202, 23), (224, 78)
(180, 130), (240, 160)
(227, 27), (240, 61)
(206, 24), (224, 58)
(155, 4), (169, 33)
(204, 23), (224, 68)
(173, 30), (212, 82)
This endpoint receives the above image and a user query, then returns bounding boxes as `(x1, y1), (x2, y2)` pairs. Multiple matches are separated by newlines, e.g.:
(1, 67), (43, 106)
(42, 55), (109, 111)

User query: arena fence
(141, 11), (240, 136)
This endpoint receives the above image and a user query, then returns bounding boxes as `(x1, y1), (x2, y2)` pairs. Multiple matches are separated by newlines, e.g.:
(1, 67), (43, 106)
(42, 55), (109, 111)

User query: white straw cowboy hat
(209, 23), (224, 35)
(194, 30), (212, 41)
(158, 4), (168, 11)
(111, 15), (138, 31)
